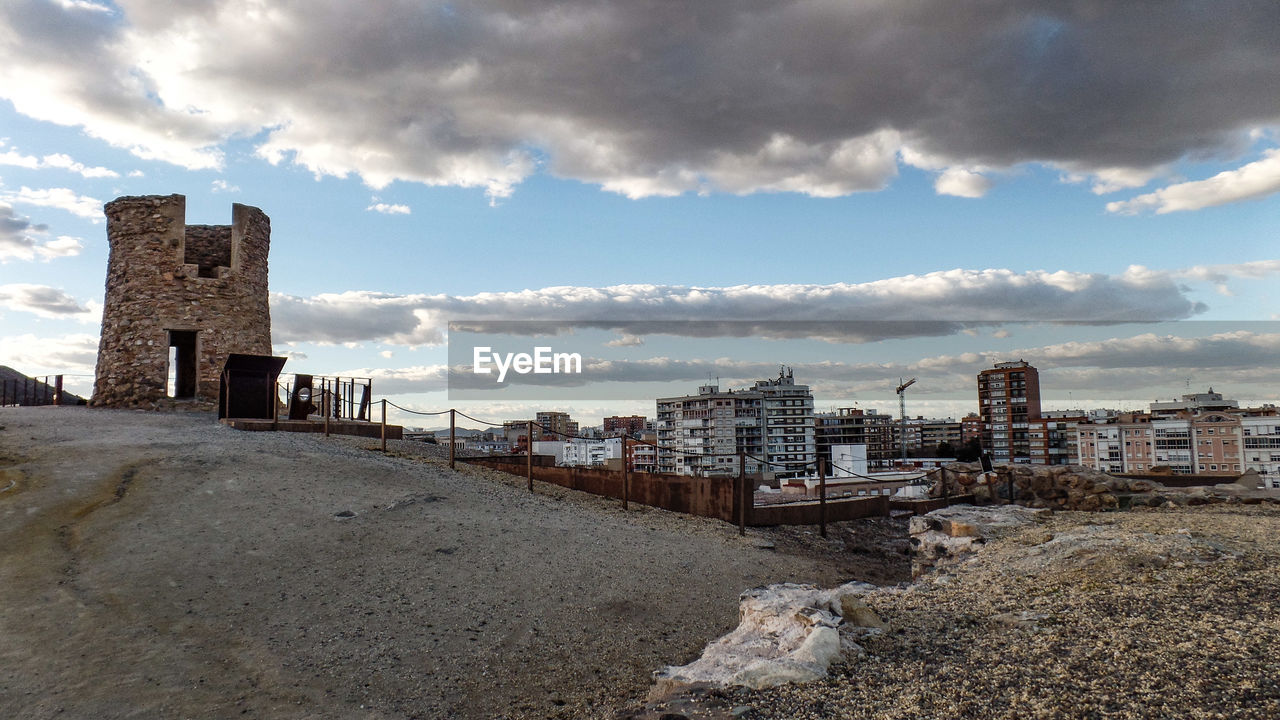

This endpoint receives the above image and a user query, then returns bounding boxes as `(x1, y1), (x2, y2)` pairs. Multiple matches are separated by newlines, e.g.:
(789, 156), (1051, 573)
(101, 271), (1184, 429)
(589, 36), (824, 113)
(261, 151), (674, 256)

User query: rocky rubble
(650, 581), (888, 695)
(930, 462), (1135, 510)
(908, 504), (1051, 576)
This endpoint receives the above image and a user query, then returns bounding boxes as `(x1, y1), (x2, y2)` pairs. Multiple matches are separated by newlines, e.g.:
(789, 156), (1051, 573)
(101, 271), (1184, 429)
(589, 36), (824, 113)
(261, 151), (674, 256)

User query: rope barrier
(383, 400), (451, 416)
(826, 461), (936, 483)
(454, 410), (513, 427)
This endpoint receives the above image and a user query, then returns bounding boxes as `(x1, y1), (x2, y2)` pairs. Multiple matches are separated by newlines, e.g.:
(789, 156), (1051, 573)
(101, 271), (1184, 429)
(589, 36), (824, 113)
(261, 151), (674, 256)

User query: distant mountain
(0, 366), (87, 406)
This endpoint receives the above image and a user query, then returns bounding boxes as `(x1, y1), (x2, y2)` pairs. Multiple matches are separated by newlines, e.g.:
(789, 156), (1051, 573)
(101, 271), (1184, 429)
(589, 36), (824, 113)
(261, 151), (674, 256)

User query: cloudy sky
(1, 0), (1278, 426)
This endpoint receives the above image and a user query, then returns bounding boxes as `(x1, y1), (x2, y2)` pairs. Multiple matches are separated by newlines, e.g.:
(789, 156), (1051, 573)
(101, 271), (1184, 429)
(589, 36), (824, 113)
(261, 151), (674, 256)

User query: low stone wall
(931, 462), (1142, 511)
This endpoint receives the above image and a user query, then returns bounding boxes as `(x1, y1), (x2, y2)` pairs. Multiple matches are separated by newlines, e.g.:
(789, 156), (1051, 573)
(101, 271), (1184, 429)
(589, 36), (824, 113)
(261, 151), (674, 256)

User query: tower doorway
(168, 330), (197, 398)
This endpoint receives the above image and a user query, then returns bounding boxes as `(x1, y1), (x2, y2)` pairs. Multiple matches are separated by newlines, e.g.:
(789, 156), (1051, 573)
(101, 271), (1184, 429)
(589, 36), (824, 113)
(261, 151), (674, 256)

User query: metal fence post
(54, 375), (63, 406)
(324, 390), (330, 437)
(738, 452), (746, 536)
(449, 408), (456, 470)
(526, 421), (534, 491)
(622, 437), (630, 510)
(818, 457), (827, 539)
(380, 398), (388, 452)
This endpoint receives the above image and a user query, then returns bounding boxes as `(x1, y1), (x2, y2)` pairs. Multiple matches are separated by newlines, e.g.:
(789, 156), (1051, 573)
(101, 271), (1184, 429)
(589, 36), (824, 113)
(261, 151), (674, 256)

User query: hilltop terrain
(0, 406), (891, 719)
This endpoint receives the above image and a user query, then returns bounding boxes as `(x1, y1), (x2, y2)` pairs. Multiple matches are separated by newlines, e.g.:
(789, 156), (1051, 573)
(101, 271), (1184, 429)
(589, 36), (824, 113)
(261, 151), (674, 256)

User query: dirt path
(0, 407), (901, 719)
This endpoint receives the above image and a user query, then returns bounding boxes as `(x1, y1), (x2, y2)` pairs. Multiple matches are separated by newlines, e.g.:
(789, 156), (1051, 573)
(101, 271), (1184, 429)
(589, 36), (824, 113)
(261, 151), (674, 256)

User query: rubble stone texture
(908, 504), (1051, 576)
(91, 195), (271, 407)
(651, 581), (886, 694)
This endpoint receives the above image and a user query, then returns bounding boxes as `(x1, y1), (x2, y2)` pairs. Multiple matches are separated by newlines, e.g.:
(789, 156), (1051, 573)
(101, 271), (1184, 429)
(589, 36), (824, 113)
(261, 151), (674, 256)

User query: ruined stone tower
(92, 194), (272, 407)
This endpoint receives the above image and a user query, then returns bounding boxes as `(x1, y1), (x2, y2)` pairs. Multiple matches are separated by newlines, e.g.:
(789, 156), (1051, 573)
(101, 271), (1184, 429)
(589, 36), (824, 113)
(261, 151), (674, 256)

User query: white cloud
(934, 167), (993, 198)
(605, 333), (645, 347)
(268, 266), (1221, 348)
(38, 152), (118, 178)
(211, 179), (239, 193)
(0, 283), (98, 320)
(1175, 260), (1280, 296)
(0, 332), (100, 375)
(5, 2), (1280, 202)
(1059, 164), (1168, 194)
(0, 204), (83, 261)
(0, 146), (118, 178)
(1, 186), (103, 220)
(366, 201), (411, 215)
(1106, 149), (1280, 214)
(52, 0), (112, 13)
(330, 364), (449, 395)
(900, 147), (993, 198)
(0, 149), (39, 169)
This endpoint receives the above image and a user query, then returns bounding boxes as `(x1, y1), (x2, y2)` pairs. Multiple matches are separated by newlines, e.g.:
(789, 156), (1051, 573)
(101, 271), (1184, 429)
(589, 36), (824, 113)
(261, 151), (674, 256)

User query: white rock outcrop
(651, 581), (885, 694)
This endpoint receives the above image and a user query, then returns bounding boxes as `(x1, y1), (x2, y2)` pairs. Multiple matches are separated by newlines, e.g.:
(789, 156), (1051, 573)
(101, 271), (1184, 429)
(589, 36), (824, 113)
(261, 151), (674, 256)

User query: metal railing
(0, 375), (69, 407)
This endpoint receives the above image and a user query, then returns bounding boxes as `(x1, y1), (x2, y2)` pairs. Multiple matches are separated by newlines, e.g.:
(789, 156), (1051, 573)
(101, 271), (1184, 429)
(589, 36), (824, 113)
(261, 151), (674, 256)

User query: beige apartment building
(1077, 390), (1280, 485)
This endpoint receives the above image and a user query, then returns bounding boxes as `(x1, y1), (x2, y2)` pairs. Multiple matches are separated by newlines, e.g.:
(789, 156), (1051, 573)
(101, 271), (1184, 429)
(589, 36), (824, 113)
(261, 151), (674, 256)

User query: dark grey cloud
(0, 283), (93, 317)
(3, 1), (1279, 201)
(0, 204), (49, 260)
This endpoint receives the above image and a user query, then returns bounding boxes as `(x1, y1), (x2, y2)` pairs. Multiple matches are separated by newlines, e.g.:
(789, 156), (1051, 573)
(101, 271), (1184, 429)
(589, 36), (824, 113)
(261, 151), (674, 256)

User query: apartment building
(977, 360), (1043, 464)
(656, 369), (815, 478)
(535, 411), (579, 441)
(816, 407), (895, 467)
(603, 415), (648, 436)
(1076, 390), (1280, 484)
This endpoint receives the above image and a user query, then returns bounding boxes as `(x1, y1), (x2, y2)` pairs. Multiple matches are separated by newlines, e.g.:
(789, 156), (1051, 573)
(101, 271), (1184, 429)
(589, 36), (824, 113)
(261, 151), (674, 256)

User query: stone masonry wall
(91, 194), (272, 408)
(184, 225), (233, 277)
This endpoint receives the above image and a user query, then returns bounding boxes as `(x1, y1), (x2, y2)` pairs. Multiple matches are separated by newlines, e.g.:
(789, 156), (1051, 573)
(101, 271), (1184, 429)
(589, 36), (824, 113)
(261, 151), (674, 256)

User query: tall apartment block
(535, 411), (578, 440)
(656, 368), (815, 478)
(977, 360), (1042, 464)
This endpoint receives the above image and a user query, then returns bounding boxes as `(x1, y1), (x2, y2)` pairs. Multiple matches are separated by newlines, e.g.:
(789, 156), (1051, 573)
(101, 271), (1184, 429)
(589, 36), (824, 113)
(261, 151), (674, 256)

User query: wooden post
(941, 466), (950, 502)
(54, 375), (63, 406)
(622, 437), (630, 510)
(323, 390), (330, 437)
(818, 457), (827, 539)
(380, 399), (388, 452)
(738, 452), (747, 536)
(449, 409), (456, 469)
(526, 421), (534, 491)
(272, 381), (279, 427)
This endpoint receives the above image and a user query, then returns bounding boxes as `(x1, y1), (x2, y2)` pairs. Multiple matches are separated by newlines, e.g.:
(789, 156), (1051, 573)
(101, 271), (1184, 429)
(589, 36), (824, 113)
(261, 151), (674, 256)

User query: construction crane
(896, 377), (917, 463)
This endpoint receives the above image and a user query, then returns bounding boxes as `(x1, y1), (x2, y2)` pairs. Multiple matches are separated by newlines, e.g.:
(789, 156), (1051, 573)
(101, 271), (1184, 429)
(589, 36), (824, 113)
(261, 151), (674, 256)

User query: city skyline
(1, 2), (1279, 425)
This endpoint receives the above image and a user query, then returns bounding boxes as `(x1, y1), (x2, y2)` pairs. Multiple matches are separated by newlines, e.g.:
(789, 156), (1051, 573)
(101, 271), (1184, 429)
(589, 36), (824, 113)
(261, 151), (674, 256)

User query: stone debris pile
(932, 461), (1280, 511)
(930, 462), (1139, 510)
(908, 504), (1051, 576)
(651, 581), (888, 695)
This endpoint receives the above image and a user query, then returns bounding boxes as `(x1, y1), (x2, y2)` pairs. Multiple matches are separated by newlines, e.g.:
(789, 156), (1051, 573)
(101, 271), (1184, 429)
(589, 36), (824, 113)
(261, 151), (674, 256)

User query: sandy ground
(0, 407), (904, 719)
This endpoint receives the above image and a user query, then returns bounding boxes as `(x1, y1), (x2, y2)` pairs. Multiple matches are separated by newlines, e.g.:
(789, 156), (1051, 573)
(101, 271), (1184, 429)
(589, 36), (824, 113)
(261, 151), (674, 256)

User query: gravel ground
(666, 504), (1280, 720)
(0, 407), (902, 719)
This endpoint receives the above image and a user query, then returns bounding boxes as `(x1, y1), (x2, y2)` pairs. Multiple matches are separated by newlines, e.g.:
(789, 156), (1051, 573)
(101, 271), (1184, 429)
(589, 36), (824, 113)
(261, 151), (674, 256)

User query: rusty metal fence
(381, 403), (947, 534)
(0, 375), (69, 407)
